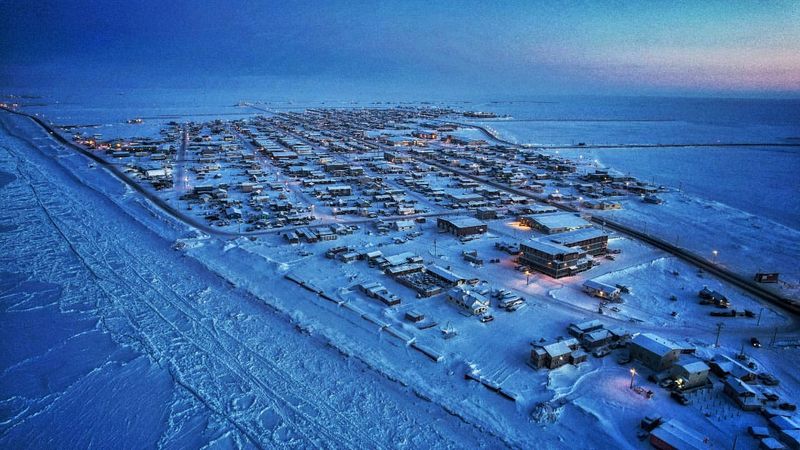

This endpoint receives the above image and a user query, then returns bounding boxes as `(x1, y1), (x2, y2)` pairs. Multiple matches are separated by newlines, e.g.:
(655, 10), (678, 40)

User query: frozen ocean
(465, 96), (800, 229)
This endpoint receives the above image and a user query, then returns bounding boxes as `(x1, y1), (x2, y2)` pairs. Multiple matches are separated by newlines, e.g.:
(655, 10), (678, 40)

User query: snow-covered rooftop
(631, 332), (682, 356)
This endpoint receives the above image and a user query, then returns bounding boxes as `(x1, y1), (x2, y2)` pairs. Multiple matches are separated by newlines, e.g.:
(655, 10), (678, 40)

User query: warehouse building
(629, 333), (687, 372)
(520, 212), (593, 234)
(437, 217), (487, 237)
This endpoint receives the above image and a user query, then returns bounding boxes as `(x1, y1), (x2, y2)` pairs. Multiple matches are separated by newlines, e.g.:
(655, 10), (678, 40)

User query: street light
(525, 270), (531, 286)
(629, 368), (636, 389)
(712, 250), (718, 264)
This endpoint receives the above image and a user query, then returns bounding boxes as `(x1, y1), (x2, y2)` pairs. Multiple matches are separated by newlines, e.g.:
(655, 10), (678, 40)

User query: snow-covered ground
(588, 191), (800, 301)
(0, 113), (503, 449)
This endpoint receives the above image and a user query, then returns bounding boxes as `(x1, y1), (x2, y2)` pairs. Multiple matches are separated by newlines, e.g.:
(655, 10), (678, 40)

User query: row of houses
(283, 224), (356, 243)
(531, 320), (632, 370)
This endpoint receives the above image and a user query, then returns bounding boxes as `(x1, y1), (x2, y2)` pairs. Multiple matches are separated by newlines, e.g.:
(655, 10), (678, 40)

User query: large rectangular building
(520, 212), (592, 234)
(548, 227), (609, 256)
(629, 333), (685, 372)
(519, 239), (591, 278)
(437, 217), (487, 237)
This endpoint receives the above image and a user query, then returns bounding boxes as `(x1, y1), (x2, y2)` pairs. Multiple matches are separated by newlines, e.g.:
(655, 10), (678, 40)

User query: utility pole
(714, 322), (724, 347)
(771, 327), (778, 347)
(757, 307), (764, 327)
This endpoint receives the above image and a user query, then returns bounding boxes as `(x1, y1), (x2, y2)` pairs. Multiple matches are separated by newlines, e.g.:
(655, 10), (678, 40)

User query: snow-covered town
(2, 96), (799, 449)
(2, 2), (799, 449)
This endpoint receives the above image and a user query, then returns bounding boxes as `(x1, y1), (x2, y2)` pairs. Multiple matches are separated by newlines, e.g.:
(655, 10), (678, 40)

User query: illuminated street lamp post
(712, 250), (718, 264)
(629, 368), (636, 389)
(525, 270), (531, 286)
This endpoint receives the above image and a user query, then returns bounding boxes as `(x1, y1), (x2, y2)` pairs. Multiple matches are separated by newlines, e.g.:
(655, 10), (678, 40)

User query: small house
(225, 207), (243, 220)
(670, 357), (710, 390)
(359, 282), (401, 307)
(708, 354), (757, 382)
(568, 320), (604, 338)
(530, 338), (582, 370)
(394, 220), (415, 231)
(582, 279), (621, 301)
(582, 329), (613, 349)
(446, 286), (489, 316)
(723, 377), (760, 411)
(327, 185), (352, 196)
(405, 310), (425, 323)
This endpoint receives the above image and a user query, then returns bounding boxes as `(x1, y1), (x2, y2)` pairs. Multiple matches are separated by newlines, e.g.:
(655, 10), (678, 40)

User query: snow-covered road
(0, 113), (501, 449)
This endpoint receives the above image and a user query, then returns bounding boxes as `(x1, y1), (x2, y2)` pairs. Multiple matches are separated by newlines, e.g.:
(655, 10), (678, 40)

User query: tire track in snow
(7, 129), (383, 449)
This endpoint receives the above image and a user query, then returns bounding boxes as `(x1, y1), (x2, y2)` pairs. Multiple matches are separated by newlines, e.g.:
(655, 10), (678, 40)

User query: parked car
(633, 386), (654, 399)
(671, 391), (691, 406)
(507, 302), (526, 312)
(640, 415), (663, 432)
(758, 373), (780, 386)
(592, 347), (611, 358)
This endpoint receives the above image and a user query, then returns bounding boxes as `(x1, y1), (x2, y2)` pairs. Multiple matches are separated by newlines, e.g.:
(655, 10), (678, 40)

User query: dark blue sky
(2, 1), (798, 98)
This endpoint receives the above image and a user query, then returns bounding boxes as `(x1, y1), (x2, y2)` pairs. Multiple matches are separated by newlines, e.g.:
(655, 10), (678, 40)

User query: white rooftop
(631, 333), (682, 356)
(650, 420), (706, 450)
(445, 217), (485, 228)
(529, 212), (592, 231)
(523, 239), (578, 256)
(549, 227), (608, 245)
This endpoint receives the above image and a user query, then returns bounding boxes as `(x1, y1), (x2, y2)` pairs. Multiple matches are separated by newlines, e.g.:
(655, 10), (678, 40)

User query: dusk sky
(2, 1), (799, 98)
